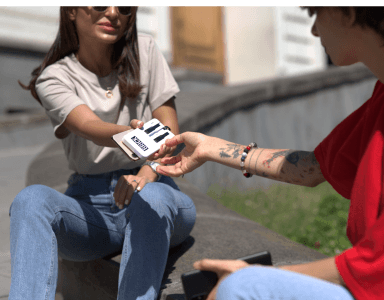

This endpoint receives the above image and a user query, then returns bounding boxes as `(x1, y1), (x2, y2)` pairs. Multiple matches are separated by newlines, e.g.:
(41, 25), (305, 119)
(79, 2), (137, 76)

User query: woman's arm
(62, 104), (132, 147)
(159, 133), (326, 188)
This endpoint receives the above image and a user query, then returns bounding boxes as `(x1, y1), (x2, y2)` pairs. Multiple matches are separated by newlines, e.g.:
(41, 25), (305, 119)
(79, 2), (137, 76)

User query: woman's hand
(129, 118), (144, 130)
(156, 132), (210, 177)
(113, 174), (151, 209)
(193, 259), (250, 300)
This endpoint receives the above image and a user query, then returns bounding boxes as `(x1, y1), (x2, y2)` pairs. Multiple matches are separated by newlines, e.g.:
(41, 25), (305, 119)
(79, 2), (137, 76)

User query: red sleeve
(332, 81), (384, 300)
(314, 81), (381, 199)
(335, 131), (384, 299)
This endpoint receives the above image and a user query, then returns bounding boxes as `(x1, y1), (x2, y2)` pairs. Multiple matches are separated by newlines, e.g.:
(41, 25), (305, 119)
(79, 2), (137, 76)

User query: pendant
(106, 87), (113, 98)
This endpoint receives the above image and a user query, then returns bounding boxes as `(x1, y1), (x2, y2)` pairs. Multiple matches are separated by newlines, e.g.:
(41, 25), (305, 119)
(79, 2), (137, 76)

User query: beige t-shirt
(36, 33), (179, 174)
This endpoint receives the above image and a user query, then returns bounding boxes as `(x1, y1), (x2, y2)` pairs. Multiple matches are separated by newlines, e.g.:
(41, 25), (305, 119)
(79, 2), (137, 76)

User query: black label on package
(131, 136), (148, 151)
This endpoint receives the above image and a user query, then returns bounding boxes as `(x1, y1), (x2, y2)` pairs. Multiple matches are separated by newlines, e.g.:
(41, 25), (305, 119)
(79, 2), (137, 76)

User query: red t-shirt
(314, 80), (384, 300)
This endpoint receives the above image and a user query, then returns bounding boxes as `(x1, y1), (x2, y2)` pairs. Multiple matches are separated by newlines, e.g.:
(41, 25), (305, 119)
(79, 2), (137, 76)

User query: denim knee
(137, 182), (179, 215)
(10, 184), (56, 220)
(217, 267), (265, 300)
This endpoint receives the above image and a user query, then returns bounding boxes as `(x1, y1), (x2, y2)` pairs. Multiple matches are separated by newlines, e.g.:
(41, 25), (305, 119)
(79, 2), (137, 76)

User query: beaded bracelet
(240, 142), (258, 178)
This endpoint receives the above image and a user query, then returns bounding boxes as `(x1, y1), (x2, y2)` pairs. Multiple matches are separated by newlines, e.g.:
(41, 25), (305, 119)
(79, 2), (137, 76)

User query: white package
(122, 118), (175, 159)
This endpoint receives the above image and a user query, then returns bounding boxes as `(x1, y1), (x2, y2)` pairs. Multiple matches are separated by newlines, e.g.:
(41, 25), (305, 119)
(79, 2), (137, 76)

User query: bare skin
(62, 7), (176, 209)
(157, 133), (325, 188)
(156, 7), (384, 298)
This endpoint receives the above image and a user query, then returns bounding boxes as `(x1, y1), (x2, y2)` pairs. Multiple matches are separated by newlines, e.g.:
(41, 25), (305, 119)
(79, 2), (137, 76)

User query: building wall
(274, 7), (326, 77)
(223, 7), (326, 85)
(0, 6), (59, 52)
(223, 7), (276, 85)
(0, 6), (171, 59)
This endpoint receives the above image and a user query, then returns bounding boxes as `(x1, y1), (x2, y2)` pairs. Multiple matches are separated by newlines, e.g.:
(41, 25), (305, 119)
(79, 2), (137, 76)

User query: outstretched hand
(156, 132), (209, 177)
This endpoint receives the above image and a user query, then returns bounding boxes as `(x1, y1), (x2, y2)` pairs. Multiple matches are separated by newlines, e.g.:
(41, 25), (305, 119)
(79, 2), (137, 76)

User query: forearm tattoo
(219, 144), (242, 159)
(263, 150), (311, 168)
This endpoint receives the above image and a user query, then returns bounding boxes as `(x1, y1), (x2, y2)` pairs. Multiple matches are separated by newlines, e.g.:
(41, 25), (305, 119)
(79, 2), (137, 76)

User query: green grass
(207, 181), (352, 256)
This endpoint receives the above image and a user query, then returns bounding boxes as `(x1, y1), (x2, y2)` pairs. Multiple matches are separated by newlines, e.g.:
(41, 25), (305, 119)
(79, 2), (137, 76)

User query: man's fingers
(194, 259), (223, 272)
(164, 134), (184, 147)
(160, 155), (181, 165)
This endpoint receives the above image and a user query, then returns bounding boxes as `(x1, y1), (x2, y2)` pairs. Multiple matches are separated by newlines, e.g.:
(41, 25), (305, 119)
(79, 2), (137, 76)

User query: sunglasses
(92, 6), (132, 16)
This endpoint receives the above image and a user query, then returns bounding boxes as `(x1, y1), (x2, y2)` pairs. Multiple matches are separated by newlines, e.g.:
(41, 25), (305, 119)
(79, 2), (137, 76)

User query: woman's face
(311, 8), (360, 66)
(69, 7), (130, 46)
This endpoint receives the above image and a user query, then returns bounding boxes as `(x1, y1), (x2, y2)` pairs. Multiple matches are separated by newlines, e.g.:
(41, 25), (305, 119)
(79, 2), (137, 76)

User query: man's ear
(344, 7), (356, 28)
(67, 7), (77, 21)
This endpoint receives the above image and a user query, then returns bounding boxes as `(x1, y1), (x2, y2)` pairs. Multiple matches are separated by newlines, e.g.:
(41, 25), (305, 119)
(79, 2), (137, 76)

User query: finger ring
(132, 180), (137, 183)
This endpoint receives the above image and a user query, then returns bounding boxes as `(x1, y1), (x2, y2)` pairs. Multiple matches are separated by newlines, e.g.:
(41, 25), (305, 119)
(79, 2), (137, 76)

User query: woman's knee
(10, 184), (57, 217)
(137, 182), (178, 213)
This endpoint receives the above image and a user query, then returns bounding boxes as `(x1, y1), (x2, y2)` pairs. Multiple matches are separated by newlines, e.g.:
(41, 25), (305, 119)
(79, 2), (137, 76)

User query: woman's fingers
(114, 175), (140, 209)
(113, 177), (128, 208)
(129, 119), (144, 129)
(124, 178), (140, 206)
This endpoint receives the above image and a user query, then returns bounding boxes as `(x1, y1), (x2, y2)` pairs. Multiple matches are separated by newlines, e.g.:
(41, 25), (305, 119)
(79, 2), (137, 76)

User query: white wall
(223, 6), (327, 85)
(223, 7), (276, 85)
(0, 6), (59, 52)
(137, 6), (171, 61)
(274, 7), (326, 76)
(0, 6), (171, 60)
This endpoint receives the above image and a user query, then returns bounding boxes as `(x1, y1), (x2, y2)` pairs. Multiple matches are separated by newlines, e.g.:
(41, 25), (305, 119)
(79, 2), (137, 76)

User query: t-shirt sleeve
(146, 37), (180, 112)
(314, 95), (372, 199)
(35, 66), (85, 137)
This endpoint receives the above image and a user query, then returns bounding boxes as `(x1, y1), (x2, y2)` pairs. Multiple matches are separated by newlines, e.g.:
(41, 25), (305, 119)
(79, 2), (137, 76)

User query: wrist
(142, 161), (162, 181)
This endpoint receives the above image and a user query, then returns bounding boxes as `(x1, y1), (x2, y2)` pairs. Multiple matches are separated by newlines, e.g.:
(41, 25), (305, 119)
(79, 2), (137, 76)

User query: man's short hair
(302, 7), (384, 40)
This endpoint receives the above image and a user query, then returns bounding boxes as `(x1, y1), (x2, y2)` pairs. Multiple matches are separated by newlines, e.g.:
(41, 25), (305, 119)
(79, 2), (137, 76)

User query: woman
(10, 7), (196, 300)
(156, 7), (384, 300)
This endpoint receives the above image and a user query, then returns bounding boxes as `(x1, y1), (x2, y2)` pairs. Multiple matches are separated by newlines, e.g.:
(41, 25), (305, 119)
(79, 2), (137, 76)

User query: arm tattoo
(309, 152), (319, 166)
(255, 149), (264, 174)
(286, 151), (312, 167)
(247, 149), (256, 170)
(264, 150), (310, 167)
(219, 151), (231, 158)
(218, 144), (242, 159)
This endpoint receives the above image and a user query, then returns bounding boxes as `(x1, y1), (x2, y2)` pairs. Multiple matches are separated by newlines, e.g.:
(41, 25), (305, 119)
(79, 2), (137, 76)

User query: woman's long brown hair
(19, 7), (142, 105)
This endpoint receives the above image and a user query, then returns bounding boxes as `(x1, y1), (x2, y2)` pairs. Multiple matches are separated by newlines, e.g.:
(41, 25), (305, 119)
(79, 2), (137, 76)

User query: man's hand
(157, 132), (209, 177)
(193, 259), (250, 300)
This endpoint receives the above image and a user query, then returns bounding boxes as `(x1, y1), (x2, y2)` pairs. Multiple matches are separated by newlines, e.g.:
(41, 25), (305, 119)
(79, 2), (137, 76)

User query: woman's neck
(76, 41), (114, 77)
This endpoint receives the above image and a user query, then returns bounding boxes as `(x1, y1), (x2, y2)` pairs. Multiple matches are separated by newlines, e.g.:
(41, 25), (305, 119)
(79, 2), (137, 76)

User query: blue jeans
(9, 168), (196, 300)
(217, 266), (356, 300)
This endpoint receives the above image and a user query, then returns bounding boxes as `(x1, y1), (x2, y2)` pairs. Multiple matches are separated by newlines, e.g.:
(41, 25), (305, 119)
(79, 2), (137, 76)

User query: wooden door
(171, 7), (225, 74)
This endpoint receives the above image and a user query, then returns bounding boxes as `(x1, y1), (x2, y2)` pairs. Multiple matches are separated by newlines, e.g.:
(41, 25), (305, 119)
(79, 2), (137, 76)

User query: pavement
(0, 62), (374, 298)
(0, 67), (223, 299)
(0, 123), (56, 299)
